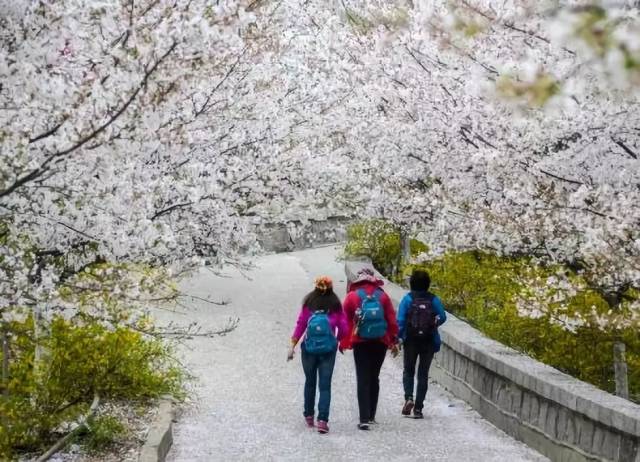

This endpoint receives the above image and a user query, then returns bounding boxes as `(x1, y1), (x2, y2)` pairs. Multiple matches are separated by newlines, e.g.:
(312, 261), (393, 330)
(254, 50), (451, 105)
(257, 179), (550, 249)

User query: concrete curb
(138, 397), (174, 462)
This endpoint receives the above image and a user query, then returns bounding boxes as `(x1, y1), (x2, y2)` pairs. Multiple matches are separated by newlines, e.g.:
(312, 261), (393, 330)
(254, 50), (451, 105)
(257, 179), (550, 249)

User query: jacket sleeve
(339, 293), (357, 350)
(335, 309), (349, 342)
(397, 293), (411, 341)
(291, 306), (311, 344)
(433, 296), (447, 326)
(381, 292), (399, 342)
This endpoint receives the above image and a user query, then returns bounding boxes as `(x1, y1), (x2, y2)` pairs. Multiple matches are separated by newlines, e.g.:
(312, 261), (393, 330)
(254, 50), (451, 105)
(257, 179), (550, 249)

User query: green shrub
(407, 251), (639, 402)
(344, 220), (427, 277)
(81, 415), (126, 453)
(0, 316), (183, 459)
(346, 219), (639, 401)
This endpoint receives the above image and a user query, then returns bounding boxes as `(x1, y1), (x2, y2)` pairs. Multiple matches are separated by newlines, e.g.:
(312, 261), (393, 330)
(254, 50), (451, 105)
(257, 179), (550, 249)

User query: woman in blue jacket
(396, 269), (447, 419)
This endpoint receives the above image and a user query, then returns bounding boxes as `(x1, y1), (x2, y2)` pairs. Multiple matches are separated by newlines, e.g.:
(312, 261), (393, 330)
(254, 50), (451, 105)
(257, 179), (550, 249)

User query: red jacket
(340, 281), (399, 350)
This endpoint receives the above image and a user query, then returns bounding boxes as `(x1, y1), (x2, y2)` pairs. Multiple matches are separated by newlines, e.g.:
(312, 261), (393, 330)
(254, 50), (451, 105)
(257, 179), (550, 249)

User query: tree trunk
(34, 304), (43, 379)
(400, 230), (411, 265)
(613, 341), (629, 400)
(36, 394), (101, 462)
(1, 327), (8, 397)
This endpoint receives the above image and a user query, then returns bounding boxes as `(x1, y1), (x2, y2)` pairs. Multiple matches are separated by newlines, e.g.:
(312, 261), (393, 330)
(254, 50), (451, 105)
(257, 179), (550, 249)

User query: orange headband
(314, 276), (333, 291)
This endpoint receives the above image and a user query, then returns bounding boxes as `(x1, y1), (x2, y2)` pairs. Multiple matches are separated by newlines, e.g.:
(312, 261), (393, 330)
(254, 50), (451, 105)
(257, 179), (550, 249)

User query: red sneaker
(305, 416), (314, 427)
(402, 399), (414, 416)
(317, 420), (329, 434)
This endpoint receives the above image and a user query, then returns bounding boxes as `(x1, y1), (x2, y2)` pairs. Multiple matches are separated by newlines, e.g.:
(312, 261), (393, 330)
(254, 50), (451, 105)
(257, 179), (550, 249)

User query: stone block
(453, 356), (462, 379)
(596, 404), (614, 429)
(520, 393), (532, 423)
(510, 386), (523, 417)
(537, 400), (549, 431)
(445, 348), (453, 371)
(590, 427), (607, 459)
(556, 407), (568, 440)
(490, 377), (500, 404)
(463, 361), (472, 383)
(452, 352), (459, 377)
(499, 383), (512, 411)
(599, 430), (620, 461)
(528, 395), (540, 427)
(457, 355), (467, 378)
(621, 413), (640, 439)
(508, 367), (523, 388)
(544, 405), (559, 439)
(482, 374), (492, 399)
(611, 408), (626, 432)
(619, 435), (638, 462)
(578, 419), (595, 453)
(470, 365), (483, 390)
(575, 396), (589, 415)
(439, 348), (447, 371)
(565, 413), (578, 446)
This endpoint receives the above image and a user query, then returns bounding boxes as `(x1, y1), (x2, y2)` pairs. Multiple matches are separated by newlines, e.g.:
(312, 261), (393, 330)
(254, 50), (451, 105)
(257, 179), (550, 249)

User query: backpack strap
(356, 288), (367, 301)
(357, 288), (383, 301)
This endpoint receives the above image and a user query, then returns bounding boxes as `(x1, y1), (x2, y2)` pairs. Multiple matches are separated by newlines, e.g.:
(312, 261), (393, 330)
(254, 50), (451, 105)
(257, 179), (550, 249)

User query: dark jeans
(403, 340), (435, 410)
(353, 341), (387, 423)
(301, 345), (337, 422)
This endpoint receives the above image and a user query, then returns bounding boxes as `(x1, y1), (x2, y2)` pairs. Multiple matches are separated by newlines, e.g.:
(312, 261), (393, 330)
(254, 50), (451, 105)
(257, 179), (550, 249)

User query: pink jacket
(291, 306), (349, 344)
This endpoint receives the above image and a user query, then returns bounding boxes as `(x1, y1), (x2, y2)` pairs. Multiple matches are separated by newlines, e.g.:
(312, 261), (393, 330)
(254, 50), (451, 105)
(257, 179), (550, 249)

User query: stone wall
(345, 259), (640, 462)
(256, 216), (352, 252)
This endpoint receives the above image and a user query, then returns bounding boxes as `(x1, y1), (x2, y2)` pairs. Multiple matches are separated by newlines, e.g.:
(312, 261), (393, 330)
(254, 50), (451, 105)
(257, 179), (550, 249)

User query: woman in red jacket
(340, 268), (399, 430)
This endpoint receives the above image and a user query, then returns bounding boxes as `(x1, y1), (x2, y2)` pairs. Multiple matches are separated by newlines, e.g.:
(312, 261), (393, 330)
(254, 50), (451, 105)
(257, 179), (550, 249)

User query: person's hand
(390, 344), (400, 358)
(287, 346), (295, 361)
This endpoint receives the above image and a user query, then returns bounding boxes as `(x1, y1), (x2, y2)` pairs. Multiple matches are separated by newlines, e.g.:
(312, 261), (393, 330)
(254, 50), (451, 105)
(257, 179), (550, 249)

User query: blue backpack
(304, 310), (337, 354)
(355, 289), (388, 339)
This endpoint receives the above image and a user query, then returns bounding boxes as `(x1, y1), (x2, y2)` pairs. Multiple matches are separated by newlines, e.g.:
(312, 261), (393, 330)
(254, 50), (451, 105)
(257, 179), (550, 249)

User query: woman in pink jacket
(288, 276), (348, 434)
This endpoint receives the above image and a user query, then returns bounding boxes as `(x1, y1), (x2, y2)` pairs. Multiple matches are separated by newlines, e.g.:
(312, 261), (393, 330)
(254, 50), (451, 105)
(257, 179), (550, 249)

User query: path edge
(138, 396), (174, 462)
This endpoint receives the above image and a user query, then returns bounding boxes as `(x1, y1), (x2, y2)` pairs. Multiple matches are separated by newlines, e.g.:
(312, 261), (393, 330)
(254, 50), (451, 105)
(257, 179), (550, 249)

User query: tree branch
(36, 394), (100, 462)
(611, 137), (638, 159)
(0, 41), (178, 199)
(29, 117), (69, 144)
(538, 168), (584, 186)
(405, 45), (431, 76)
(151, 201), (194, 221)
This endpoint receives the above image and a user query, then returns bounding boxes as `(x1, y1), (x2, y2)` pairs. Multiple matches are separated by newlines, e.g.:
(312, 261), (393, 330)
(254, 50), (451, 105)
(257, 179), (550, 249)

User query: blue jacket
(397, 291), (447, 352)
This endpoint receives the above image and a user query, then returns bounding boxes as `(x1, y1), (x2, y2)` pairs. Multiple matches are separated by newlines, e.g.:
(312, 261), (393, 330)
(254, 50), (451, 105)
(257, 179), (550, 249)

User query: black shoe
(368, 419), (378, 425)
(413, 408), (424, 419)
(401, 399), (414, 416)
(357, 423), (370, 430)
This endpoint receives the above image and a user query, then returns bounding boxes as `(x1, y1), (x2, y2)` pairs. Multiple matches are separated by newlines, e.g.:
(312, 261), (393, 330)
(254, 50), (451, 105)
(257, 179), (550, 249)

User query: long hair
(302, 288), (342, 313)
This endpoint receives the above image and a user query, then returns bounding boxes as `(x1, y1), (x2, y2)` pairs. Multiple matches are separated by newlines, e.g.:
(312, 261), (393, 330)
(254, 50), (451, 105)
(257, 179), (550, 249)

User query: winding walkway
(161, 246), (548, 461)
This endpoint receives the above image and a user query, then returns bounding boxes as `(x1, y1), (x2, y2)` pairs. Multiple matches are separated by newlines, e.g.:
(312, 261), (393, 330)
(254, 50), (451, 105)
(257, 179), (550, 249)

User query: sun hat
(351, 267), (383, 285)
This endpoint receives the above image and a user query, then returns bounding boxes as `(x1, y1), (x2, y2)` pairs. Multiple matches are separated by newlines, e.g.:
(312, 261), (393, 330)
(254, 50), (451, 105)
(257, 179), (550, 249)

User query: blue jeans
(301, 345), (337, 422)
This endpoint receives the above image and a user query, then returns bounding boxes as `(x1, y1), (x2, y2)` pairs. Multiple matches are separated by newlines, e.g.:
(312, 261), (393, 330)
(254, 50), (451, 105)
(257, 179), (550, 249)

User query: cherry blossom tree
(329, 0), (640, 308)
(0, 0), (356, 325)
(3, 0), (639, 336)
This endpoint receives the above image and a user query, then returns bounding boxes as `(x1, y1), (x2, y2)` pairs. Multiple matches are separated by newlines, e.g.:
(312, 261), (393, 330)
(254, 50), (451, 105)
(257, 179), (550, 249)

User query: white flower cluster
(2, 0), (639, 331)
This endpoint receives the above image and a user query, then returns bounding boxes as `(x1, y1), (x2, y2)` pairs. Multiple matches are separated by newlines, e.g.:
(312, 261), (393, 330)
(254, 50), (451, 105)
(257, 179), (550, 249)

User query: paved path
(162, 246), (548, 461)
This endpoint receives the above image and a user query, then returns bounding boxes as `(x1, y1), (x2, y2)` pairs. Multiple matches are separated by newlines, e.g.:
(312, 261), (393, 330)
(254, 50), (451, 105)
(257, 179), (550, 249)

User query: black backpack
(406, 292), (437, 340)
